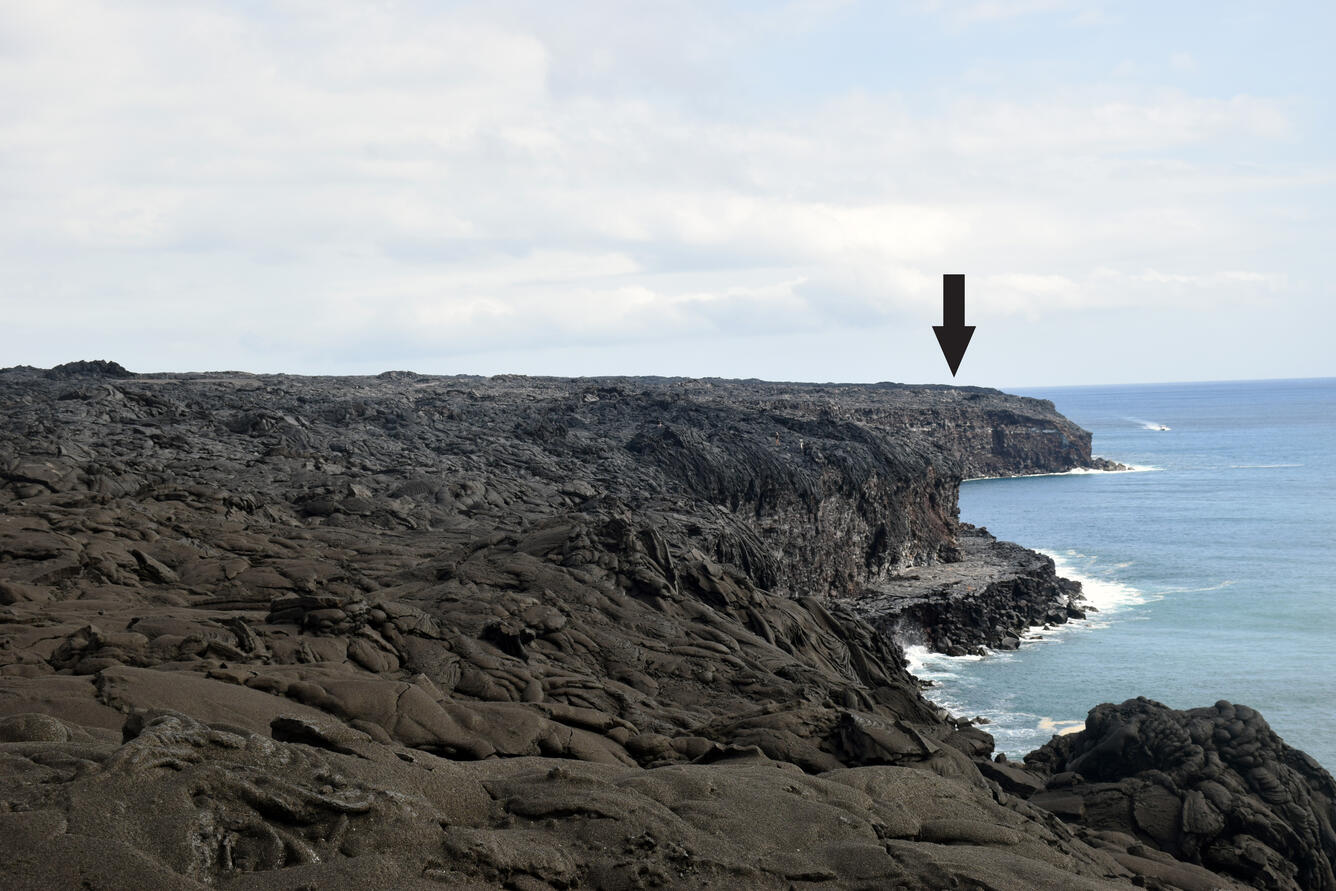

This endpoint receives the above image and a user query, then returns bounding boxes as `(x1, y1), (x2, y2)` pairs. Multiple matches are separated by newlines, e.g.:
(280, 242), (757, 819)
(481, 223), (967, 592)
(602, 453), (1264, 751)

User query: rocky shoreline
(846, 523), (1087, 656)
(0, 362), (1330, 890)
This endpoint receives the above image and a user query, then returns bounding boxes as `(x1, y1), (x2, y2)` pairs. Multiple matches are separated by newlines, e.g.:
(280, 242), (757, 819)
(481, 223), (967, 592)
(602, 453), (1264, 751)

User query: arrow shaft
(942, 274), (965, 327)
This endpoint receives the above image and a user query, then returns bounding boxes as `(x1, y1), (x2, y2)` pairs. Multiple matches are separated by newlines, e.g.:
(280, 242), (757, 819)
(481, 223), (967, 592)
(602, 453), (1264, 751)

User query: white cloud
(0, 0), (1317, 374)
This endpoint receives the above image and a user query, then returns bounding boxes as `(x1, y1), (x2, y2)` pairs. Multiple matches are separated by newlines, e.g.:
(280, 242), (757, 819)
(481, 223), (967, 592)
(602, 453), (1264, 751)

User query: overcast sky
(3, 1), (1332, 387)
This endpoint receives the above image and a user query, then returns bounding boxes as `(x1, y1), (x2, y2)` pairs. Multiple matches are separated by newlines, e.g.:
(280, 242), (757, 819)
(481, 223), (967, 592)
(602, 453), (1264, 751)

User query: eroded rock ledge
(846, 523), (1086, 656)
(0, 365), (1327, 890)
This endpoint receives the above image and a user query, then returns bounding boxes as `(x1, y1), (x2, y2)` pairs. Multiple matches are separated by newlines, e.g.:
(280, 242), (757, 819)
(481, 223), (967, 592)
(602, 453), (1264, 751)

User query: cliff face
(0, 371), (1089, 752)
(0, 366), (1325, 890)
(0, 372), (1102, 604)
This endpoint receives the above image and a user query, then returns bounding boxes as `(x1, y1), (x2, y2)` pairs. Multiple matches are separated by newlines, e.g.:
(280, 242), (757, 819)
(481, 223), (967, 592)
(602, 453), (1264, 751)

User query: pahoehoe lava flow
(0, 360), (1331, 890)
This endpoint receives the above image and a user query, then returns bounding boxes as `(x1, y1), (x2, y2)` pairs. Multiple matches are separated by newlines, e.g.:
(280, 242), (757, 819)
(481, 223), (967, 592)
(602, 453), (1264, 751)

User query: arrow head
(933, 325), (975, 376)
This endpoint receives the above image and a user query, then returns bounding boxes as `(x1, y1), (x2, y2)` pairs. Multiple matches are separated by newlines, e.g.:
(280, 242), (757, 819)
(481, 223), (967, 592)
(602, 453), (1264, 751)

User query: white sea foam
(1044, 551), (1151, 614)
(905, 552), (1156, 733)
(909, 654), (1090, 740)
(1160, 579), (1236, 595)
(1062, 463), (1159, 475)
(964, 463), (1158, 482)
(903, 552), (1151, 682)
(1037, 717), (1085, 735)
(903, 644), (984, 678)
(1001, 553), (1153, 638)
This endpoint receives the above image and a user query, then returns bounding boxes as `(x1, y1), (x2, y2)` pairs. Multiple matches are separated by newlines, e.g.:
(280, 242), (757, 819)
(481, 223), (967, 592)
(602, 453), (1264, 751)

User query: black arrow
(933, 273), (975, 376)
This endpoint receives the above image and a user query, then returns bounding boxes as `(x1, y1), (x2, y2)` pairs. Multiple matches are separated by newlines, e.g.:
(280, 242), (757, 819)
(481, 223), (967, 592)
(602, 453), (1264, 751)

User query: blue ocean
(910, 378), (1336, 768)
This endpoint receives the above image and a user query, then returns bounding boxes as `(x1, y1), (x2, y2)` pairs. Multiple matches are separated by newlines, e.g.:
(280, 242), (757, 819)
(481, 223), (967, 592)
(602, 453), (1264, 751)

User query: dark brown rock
(0, 367), (1317, 890)
(1027, 697), (1336, 890)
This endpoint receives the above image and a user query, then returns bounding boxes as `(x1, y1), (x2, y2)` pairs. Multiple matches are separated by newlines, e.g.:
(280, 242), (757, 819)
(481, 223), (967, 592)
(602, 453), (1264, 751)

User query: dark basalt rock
(1026, 697), (1336, 891)
(42, 359), (135, 379)
(845, 523), (1087, 652)
(0, 365), (1320, 889)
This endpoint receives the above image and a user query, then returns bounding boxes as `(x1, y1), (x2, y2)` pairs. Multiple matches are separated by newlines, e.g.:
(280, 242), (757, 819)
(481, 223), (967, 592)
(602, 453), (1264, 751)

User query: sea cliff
(0, 362), (1327, 890)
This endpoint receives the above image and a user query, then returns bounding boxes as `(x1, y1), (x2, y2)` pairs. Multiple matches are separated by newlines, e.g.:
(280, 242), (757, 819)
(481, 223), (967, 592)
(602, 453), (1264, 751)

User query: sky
(2, 0), (1333, 387)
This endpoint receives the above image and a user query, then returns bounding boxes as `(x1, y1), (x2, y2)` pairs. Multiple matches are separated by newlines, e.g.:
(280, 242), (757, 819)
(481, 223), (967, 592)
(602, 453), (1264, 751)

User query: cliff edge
(0, 367), (1324, 890)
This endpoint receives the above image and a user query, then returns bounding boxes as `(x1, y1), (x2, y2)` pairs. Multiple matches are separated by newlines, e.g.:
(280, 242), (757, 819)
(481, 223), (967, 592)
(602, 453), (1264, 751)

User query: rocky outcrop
(0, 365), (1326, 889)
(1024, 698), (1336, 891)
(847, 524), (1087, 655)
(41, 359), (134, 380)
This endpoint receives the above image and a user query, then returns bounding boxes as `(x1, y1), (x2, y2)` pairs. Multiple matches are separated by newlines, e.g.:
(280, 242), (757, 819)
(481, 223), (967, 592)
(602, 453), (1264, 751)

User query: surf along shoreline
(861, 463), (1161, 753)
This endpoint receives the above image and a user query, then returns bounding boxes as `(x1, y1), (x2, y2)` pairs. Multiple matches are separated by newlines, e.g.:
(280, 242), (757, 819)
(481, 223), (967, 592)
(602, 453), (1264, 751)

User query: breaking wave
(964, 464), (1158, 482)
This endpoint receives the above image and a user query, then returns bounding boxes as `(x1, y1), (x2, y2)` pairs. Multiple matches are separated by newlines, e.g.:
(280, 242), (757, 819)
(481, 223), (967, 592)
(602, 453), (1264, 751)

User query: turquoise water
(912, 378), (1336, 767)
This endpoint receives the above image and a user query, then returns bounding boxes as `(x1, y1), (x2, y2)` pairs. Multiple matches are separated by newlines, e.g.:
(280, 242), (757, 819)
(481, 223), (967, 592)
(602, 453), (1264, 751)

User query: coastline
(843, 523), (1088, 657)
(902, 547), (1156, 755)
(1, 365), (1332, 890)
(963, 462), (1158, 482)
